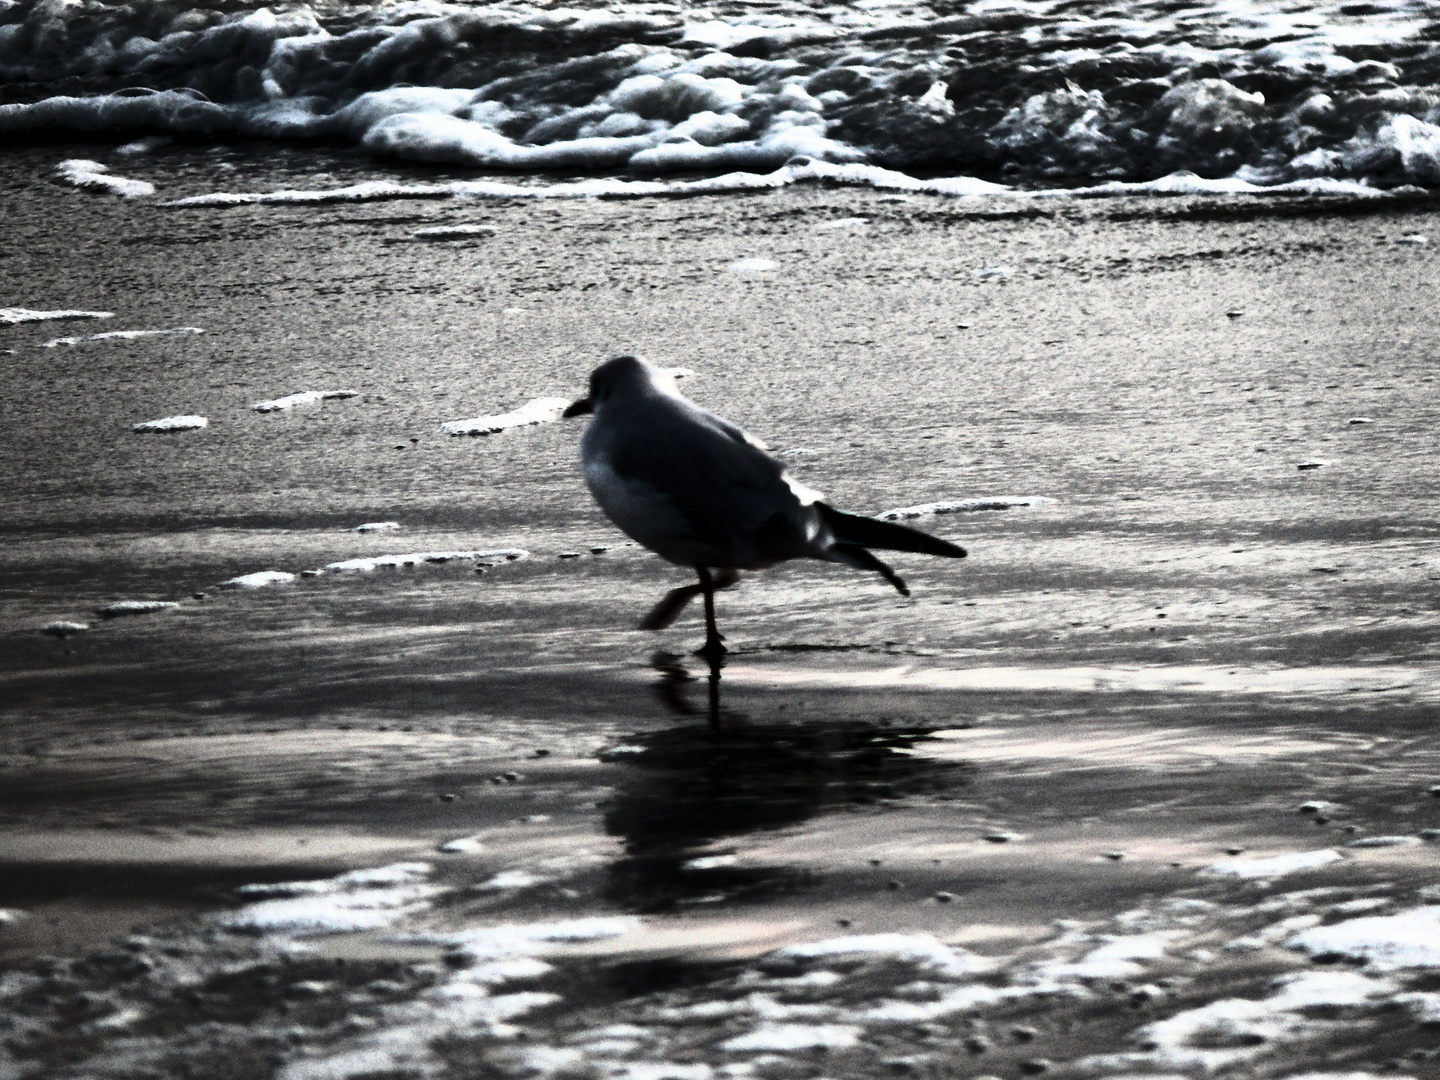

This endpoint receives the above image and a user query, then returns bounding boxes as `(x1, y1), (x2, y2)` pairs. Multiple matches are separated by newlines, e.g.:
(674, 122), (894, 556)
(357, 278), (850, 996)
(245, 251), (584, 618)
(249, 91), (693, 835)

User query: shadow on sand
(598, 651), (970, 911)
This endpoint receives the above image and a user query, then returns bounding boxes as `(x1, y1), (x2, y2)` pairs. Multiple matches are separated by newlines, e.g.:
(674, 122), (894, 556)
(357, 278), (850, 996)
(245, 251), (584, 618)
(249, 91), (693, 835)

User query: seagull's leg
(696, 567), (738, 730)
(695, 567), (739, 663)
(639, 582), (705, 631)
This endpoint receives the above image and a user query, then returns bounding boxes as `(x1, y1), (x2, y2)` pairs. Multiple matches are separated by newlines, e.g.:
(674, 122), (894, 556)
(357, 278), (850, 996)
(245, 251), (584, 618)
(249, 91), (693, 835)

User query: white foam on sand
(1, 308), (113, 324)
(777, 934), (992, 978)
(478, 870), (548, 891)
(683, 855), (739, 870)
(409, 224), (497, 240)
(1204, 849), (1345, 880)
(878, 496), (1057, 519)
(1037, 931), (1183, 980)
(217, 571), (296, 590)
(352, 522), (400, 533)
(132, 415), (207, 433)
(320, 549), (527, 573)
(416, 916), (642, 964)
(727, 257), (777, 273)
(438, 836), (485, 854)
(252, 390), (359, 412)
(163, 160), (1009, 208)
(54, 158), (155, 197)
(40, 620), (90, 636)
(720, 1023), (860, 1052)
(223, 862), (441, 937)
(1265, 970), (1397, 1009)
(40, 327), (203, 347)
(96, 600), (180, 618)
(440, 397), (571, 436)
(1287, 907), (1440, 970)
(274, 915), (622, 1080)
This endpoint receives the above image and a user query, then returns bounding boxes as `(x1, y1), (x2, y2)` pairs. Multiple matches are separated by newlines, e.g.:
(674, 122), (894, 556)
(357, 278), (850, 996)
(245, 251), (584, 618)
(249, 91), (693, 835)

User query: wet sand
(2, 142), (1440, 1079)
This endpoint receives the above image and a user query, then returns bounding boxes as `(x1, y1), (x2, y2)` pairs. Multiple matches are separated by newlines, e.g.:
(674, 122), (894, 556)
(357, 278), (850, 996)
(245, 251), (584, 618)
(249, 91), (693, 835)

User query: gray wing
(596, 396), (825, 565)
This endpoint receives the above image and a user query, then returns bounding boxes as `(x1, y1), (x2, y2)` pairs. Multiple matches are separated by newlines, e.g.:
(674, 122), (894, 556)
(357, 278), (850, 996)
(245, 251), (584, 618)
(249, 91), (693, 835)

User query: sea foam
(6, 0), (1440, 193)
(132, 415), (208, 433)
(1, 308), (113, 324)
(252, 389), (359, 412)
(53, 158), (155, 197)
(40, 327), (203, 347)
(441, 397), (571, 436)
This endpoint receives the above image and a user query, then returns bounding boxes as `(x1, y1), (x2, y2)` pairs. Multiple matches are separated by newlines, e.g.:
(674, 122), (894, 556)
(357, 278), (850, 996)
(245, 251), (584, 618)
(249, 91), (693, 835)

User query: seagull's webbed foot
(695, 629), (728, 663)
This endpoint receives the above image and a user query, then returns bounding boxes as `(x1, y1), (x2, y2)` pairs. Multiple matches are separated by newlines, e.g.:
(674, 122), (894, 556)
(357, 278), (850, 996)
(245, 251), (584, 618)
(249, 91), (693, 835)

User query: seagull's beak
(562, 397), (593, 418)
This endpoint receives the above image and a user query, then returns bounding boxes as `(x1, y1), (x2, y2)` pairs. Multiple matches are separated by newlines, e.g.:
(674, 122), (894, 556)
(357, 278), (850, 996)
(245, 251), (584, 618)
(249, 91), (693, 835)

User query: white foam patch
(727, 257), (777, 273)
(1265, 970), (1396, 1009)
(40, 620), (90, 636)
(1, 308), (113, 324)
(252, 390), (359, 412)
(409, 224), (496, 240)
(441, 397), (571, 436)
(54, 158), (154, 197)
(1123, 998), (1311, 1071)
(320, 549), (527, 573)
(878, 496), (1057, 519)
(352, 522), (400, 533)
(1204, 849), (1344, 880)
(40, 327), (203, 347)
(415, 916), (642, 963)
(1287, 906), (1440, 970)
(438, 836), (485, 854)
(720, 1023), (860, 1051)
(683, 855), (739, 870)
(159, 160), (1393, 211)
(114, 136), (171, 155)
(132, 415), (207, 433)
(96, 600), (180, 618)
(1037, 931), (1182, 980)
(861, 980), (1074, 1023)
(217, 571), (296, 590)
(815, 217), (868, 230)
(776, 934), (992, 978)
(224, 862), (441, 937)
(478, 870), (548, 891)
(164, 160), (1009, 209)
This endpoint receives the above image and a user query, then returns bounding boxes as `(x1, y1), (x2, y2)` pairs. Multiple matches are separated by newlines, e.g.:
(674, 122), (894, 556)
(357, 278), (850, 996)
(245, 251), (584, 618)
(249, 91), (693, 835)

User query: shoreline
(2, 139), (1439, 1077)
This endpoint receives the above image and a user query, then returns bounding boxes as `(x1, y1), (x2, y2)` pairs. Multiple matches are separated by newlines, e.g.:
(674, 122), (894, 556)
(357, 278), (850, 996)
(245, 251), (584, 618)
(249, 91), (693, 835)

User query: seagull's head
(563, 354), (679, 417)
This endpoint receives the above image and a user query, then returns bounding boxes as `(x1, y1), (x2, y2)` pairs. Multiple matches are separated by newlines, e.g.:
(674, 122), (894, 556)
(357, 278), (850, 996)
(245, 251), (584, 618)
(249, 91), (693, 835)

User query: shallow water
(2, 144), (1440, 1077)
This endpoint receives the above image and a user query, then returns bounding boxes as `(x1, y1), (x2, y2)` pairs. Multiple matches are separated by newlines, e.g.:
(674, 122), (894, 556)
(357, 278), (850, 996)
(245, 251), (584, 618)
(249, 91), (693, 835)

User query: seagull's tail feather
(818, 503), (967, 560)
(830, 543), (910, 596)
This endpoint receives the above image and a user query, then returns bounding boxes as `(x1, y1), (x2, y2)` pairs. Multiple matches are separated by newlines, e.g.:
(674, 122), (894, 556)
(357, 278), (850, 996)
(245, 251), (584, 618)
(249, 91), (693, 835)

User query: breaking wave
(4, 0), (1440, 191)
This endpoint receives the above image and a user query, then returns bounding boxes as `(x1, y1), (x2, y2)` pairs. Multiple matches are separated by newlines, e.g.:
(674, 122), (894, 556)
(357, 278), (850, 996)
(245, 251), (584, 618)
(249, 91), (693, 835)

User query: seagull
(562, 355), (966, 659)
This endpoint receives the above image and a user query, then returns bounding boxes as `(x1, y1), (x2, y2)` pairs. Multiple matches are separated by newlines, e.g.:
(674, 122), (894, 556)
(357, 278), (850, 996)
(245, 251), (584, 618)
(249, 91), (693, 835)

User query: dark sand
(2, 143), (1439, 1079)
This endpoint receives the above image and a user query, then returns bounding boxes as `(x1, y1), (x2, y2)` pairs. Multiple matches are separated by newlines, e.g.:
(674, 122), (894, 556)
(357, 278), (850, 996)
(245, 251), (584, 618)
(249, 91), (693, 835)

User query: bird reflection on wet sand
(597, 651), (968, 911)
